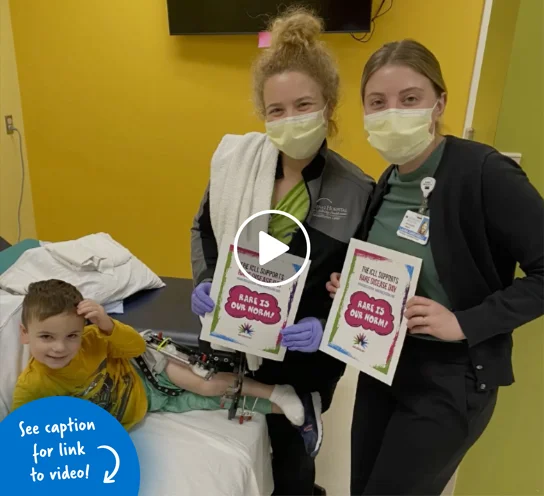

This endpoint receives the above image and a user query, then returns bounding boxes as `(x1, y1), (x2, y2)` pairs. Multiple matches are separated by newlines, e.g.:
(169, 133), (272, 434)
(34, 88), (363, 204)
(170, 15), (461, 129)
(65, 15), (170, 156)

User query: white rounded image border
(233, 209), (311, 288)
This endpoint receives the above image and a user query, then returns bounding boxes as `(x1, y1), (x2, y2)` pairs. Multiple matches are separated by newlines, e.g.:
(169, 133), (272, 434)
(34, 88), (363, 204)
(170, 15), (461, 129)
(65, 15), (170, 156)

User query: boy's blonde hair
(22, 279), (83, 327)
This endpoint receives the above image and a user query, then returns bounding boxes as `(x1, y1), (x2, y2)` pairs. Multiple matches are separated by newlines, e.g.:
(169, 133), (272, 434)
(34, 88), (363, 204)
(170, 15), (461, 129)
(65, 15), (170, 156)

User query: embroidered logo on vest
(312, 198), (348, 221)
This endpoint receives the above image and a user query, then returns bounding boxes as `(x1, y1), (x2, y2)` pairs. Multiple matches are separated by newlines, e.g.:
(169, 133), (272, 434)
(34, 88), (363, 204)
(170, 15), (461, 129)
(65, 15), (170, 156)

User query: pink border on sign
(354, 249), (389, 262)
(229, 244), (259, 258)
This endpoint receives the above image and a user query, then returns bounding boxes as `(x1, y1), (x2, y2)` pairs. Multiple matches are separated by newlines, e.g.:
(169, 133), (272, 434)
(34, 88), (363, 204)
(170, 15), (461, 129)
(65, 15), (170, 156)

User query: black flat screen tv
(166, 1), (373, 35)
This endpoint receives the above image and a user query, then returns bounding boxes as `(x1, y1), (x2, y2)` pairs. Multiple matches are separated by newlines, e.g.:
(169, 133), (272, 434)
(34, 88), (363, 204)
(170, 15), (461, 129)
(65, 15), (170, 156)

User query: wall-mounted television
(166, 1), (373, 35)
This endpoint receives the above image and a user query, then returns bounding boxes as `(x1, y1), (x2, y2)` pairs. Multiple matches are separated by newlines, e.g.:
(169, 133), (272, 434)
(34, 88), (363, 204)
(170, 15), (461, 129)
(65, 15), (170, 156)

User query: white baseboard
(442, 470), (458, 496)
(501, 152), (522, 165)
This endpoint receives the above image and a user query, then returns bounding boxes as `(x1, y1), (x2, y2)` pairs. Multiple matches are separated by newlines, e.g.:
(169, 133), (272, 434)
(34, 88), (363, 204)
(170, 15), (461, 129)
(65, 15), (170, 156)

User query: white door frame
(450, 4), (494, 486)
(462, 0), (494, 139)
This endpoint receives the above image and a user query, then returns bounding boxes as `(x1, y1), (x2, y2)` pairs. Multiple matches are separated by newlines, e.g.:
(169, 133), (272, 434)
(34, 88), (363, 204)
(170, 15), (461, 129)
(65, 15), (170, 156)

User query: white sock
(270, 385), (304, 426)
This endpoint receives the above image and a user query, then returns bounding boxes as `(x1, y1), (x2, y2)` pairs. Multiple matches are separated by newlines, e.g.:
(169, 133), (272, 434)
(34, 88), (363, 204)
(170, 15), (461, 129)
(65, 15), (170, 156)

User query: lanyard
(418, 177), (436, 214)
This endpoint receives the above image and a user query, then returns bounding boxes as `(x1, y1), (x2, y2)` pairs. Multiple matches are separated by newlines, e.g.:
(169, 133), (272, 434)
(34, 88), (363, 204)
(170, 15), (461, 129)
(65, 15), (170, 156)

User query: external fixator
(141, 330), (250, 422)
(220, 356), (247, 421)
(141, 330), (237, 380)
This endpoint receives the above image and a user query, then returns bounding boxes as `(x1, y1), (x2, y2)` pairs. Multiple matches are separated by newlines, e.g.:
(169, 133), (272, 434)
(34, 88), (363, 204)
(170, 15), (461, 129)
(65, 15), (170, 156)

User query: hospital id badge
(397, 210), (430, 245)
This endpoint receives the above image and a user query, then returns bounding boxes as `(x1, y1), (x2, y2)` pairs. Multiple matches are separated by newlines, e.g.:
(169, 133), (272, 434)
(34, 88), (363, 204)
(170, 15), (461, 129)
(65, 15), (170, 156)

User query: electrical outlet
(5, 115), (14, 134)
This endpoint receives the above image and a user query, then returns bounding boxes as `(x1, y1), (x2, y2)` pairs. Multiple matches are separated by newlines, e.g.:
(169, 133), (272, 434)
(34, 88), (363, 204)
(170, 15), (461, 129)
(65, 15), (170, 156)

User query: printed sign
(200, 240), (310, 361)
(320, 240), (422, 385)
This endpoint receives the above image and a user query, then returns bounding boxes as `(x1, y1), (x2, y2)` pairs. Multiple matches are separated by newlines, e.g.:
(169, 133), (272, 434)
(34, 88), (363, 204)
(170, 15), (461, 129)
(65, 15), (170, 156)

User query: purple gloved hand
(281, 317), (324, 353)
(191, 282), (215, 317)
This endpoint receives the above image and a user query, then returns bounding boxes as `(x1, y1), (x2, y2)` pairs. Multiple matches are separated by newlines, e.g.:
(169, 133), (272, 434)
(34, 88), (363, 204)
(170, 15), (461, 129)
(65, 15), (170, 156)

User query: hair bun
(269, 7), (324, 50)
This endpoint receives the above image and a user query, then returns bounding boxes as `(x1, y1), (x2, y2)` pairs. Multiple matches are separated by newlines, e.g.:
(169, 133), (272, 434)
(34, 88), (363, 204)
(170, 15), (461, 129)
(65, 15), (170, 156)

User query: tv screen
(166, 1), (373, 35)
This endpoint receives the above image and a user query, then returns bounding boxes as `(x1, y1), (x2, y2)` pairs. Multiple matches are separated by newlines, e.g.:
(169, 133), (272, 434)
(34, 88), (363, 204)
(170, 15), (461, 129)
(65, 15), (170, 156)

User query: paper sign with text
(200, 240), (310, 361)
(320, 240), (422, 385)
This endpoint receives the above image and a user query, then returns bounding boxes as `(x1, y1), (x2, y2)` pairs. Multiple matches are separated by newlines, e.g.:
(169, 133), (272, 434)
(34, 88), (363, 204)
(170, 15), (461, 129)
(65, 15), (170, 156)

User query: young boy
(12, 279), (323, 456)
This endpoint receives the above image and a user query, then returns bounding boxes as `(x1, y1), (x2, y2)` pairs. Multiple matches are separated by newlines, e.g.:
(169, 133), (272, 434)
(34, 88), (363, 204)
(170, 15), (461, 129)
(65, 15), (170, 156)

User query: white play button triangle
(259, 231), (289, 266)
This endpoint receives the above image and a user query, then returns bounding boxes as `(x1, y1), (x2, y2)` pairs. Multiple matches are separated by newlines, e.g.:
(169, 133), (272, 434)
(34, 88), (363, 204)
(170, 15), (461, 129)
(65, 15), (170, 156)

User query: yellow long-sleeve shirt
(12, 320), (148, 430)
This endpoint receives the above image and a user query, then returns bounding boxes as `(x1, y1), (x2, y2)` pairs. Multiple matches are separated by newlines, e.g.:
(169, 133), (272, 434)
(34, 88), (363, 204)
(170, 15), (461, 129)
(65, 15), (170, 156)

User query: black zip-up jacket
(360, 135), (544, 391)
(191, 142), (375, 391)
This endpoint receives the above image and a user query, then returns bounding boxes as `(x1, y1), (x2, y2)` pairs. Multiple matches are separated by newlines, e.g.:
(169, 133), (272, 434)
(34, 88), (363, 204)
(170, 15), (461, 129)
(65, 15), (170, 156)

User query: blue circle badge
(0, 396), (140, 495)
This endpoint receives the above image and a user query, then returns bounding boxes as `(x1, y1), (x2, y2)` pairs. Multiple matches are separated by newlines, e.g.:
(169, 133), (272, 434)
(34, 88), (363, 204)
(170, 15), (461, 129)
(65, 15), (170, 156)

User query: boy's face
(20, 312), (85, 369)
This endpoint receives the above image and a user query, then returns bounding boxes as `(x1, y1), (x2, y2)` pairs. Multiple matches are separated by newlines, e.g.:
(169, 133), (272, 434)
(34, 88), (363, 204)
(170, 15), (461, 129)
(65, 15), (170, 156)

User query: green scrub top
(268, 180), (310, 244)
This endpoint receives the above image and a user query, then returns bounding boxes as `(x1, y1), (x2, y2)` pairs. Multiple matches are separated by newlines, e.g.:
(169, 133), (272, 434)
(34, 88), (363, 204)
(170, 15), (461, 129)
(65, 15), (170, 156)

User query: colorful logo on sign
(238, 323), (255, 339)
(352, 332), (369, 351)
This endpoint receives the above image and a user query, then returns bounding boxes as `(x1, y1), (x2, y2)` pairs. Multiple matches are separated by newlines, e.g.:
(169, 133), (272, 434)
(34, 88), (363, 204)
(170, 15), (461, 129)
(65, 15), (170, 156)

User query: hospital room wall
(455, 1), (544, 494)
(9, 0), (484, 277)
(0, 0), (36, 244)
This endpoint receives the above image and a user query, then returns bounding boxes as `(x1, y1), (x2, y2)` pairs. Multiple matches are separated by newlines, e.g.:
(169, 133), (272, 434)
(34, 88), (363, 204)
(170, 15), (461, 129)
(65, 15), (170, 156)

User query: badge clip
(419, 177), (436, 214)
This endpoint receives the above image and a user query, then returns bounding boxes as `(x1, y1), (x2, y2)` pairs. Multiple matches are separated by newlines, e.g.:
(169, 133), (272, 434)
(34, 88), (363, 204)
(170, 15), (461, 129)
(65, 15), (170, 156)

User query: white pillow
(0, 233), (165, 304)
(44, 234), (131, 274)
(0, 295), (29, 421)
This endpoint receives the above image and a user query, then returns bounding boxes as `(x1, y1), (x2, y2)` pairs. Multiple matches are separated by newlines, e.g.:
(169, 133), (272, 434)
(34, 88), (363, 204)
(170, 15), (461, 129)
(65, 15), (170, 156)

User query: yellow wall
(456, 1), (544, 494)
(10, 0), (484, 277)
(0, 0), (36, 243)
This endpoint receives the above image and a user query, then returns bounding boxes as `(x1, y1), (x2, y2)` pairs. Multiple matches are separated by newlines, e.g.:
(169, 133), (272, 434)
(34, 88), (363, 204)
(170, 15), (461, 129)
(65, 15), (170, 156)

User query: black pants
(267, 380), (338, 495)
(351, 337), (498, 496)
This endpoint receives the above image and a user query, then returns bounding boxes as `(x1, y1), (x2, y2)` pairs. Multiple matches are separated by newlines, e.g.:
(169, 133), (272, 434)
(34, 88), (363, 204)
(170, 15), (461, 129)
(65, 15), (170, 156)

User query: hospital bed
(96, 271), (326, 495)
(119, 276), (202, 346)
(0, 237), (274, 496)
(116, 277), (274, 495)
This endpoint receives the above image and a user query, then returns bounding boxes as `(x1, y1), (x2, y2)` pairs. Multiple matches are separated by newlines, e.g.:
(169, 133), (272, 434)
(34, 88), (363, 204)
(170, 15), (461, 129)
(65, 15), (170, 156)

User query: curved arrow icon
(98, 445), (120, 483)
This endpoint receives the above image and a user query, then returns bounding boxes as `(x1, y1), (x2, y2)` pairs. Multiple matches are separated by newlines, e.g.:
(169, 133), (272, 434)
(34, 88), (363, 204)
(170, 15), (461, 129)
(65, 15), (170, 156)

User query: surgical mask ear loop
(322, 103), (330, 127)
(430, 100), (441, 133)
(322, 103), (328, 117)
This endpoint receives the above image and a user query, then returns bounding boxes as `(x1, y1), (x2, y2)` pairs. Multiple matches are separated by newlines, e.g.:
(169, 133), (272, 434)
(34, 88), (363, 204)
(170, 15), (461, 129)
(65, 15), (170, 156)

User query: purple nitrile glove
(281, 317), (324, 353)
(191, 282), (215, 317)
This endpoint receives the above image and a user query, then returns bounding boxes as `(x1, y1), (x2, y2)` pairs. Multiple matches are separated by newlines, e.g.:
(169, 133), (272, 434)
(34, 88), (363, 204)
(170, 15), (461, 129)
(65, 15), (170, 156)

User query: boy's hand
(77, 300), (114, 334)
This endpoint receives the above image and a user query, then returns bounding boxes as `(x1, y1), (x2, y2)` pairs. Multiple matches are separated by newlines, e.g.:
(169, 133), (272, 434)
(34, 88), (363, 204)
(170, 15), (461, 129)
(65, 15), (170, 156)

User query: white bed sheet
(130, 410), (274, 496)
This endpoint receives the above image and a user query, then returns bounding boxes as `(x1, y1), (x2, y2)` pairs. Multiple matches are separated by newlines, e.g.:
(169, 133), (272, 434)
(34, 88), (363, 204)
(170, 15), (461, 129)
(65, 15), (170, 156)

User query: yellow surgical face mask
(363, 104), (437, 165)
(266, 108), (328, 160)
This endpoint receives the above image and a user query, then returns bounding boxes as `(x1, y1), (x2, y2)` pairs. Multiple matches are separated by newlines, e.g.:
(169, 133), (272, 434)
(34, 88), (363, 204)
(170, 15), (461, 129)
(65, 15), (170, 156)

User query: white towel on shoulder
(209, 132), (279, 371)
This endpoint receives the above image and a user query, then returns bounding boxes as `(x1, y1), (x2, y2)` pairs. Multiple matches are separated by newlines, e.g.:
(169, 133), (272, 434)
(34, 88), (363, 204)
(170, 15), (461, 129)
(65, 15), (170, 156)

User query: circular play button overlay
(233, 210), (311, 288)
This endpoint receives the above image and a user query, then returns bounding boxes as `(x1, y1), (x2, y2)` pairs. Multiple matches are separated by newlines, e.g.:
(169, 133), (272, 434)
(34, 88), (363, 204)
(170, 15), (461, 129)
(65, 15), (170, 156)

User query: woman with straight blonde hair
(328, 39), (543, 495)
